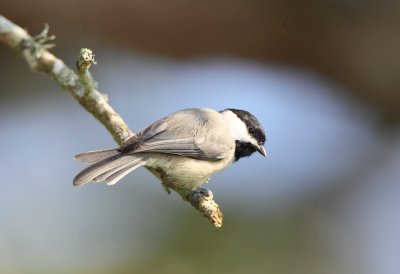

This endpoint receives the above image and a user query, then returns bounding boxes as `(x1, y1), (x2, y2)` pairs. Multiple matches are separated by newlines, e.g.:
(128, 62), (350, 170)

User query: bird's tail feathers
(74, 148), (120, 164)
(104, 161), (146, 186)
(73, 153), (148, 187)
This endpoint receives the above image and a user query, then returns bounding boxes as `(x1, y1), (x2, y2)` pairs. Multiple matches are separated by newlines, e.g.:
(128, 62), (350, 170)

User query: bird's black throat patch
(234, 140), (257, 161)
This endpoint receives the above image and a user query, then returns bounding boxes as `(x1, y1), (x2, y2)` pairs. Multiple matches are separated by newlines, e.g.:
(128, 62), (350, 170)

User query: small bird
(73, 108), (266, 191)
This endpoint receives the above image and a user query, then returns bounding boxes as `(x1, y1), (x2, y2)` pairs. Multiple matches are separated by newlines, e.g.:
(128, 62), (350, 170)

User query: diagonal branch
(0, 15), (223, 227)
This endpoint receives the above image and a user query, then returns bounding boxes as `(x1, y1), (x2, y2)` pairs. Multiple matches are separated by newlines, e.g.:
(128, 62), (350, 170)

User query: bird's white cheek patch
(222, 111), (254, 143)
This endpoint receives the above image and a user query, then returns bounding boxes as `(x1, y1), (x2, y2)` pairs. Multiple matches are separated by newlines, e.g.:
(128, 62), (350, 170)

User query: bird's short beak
(257, 145), (267, 157)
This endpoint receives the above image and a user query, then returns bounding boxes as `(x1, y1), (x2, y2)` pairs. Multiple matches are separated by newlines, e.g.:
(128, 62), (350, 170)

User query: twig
(77, 48), (97, 94)
(0, 15), (223, 227)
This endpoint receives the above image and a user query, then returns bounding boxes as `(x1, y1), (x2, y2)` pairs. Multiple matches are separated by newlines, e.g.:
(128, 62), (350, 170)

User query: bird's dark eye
(248, 127), (256, 135)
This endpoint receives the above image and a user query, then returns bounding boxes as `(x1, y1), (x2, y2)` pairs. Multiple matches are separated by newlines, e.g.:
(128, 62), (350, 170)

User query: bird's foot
(188, 187), (223, 227)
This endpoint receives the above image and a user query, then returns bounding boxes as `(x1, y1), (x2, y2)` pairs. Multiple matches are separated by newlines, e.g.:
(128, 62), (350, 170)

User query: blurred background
(1, 1), (400, 273)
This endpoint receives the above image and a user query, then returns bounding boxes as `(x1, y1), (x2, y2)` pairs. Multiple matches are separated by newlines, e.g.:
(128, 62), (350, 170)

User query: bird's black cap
(225, 108), (266, 145)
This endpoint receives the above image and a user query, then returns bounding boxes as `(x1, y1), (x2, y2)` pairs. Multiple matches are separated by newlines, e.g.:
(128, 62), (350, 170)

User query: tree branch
(0, 15), (223, 227)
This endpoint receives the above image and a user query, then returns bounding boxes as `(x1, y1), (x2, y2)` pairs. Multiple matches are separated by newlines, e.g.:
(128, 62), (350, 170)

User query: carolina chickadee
(73, 108), (266, 191)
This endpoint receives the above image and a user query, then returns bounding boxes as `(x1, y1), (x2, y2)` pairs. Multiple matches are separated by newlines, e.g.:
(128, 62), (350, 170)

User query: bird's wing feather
(132, 136), (224, 161)
(119, 112), (229, 161)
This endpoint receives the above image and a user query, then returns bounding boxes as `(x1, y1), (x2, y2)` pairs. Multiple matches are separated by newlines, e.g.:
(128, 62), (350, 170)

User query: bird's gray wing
(119, 118), (226, 161)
